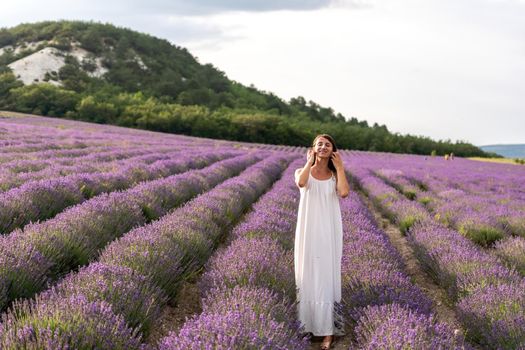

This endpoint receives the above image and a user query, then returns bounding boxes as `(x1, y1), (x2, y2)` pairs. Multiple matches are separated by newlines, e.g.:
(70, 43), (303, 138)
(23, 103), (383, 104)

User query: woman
(294, 134), (350, 350)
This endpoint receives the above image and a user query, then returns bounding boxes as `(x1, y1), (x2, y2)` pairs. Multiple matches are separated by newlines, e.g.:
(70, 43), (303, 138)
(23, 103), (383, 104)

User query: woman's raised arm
(295, 148), (315, 188)
(331, 152), (350, 198)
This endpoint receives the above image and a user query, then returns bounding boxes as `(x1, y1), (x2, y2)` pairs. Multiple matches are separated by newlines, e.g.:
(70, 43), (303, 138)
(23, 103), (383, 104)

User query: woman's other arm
(331, 152), (350, 198)
(295, 148), (315, 188)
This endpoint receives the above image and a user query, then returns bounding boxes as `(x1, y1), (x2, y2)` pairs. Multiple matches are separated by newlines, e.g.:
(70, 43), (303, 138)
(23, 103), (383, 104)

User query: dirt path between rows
(359, 192), (466, 333)
(147, 278), (202, 346)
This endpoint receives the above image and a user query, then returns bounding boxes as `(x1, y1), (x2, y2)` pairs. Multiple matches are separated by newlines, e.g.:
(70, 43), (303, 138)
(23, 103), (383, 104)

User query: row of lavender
(0, 116), (212, 151)
(377, 156), (524, 243)
(0, 145), (125, 164)
(345, 150), (525, 205)
(365, 155), (525, 278)
(0, 153), (290, 348)
(339, 189), (468, 348)
(0, 145), (180, 190)
(0, 139), (215, 163)
(0, 152), (255, 312)
(0, 145), (110, 163)
(158, 159), (307, 349)
(1, 116), (302, 159)
(0, 147), (242, 234)
(345, 154), (525, 348)
(2, 146), (163, 172)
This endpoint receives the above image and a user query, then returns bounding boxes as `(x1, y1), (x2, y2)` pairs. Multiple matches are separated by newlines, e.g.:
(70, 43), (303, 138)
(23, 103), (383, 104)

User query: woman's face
(314, 137), (333, 158)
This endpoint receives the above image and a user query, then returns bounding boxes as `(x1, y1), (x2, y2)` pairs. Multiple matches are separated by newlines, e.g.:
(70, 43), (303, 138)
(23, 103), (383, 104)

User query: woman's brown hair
(311, 134), (338, 173)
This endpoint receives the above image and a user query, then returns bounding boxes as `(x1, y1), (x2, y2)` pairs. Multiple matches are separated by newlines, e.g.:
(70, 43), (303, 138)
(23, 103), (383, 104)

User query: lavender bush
(344, 152), (525, 348)
(0, 235), (51, 310)
(50, 262), (167, 336)
(0, 294), (144, 349)
(202, 285), (299, 330)
(158, 310), (308, 350)
(494, 236), (525, 275)
(354, 303), (470, 349)
(408, 221), (520, 300)
(338, 191), (434, 327)
(199, 236), (295, 300)
(457, 281), (525, 349)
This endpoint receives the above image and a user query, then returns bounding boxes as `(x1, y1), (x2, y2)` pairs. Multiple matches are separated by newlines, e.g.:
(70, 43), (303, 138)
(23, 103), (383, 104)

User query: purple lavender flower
(200, 236), (295, 300)
(457, 281), (525, 349)
(0, 294), (144, 349)
(343, 266), (433, 321)
(495, 236), (525, 274)
(0, 234), (52, 310)
(158, 310), (308, 350)
(0, 150), (236, 234)
(202, 285), (299, 331)
(99, 226), (187, 300)
(354, 303), (470, 349)
(50, 262), (167, 336)
(156, 159), (304, 350)
(408, 221), (520, 299)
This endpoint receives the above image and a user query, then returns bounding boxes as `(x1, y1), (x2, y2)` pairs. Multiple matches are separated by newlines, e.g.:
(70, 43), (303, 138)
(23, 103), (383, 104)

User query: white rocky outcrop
(69, 46), (108, 78)
(7, 47), (64, 85)
(2, 41), (109, 85)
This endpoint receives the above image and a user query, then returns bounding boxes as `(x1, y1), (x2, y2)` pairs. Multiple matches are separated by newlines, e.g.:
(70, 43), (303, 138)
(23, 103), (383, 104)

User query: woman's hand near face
(296, 148), (315, 188)
(331, 151), (344, 170)
(306, 148), (315, 167)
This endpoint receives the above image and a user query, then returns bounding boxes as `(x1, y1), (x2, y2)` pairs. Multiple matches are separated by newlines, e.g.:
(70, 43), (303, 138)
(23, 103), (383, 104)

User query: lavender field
(0, 114), (524, 349)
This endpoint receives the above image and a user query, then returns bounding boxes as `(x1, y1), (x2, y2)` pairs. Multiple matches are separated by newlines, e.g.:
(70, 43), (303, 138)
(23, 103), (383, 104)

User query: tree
(8, 83), (79, 116)
(0, 72), (23, 103)
(75, 95), (118, 123)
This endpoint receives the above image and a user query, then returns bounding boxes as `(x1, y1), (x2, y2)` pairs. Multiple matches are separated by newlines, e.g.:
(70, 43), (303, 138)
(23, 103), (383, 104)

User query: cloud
(0, 2), (241, 49)
(0, 0), (372, 47)
(109, 0), (336, 15)
(0, 0), (336, 27)
(128, 15), (243, 52)
(157, 0), (332, 14)
(121, 0), (372, 14)
(0, 0), (339, 48)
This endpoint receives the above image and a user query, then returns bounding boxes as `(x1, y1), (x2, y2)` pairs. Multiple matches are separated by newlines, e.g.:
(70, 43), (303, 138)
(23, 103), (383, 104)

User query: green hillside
(0, 20), (492, 157)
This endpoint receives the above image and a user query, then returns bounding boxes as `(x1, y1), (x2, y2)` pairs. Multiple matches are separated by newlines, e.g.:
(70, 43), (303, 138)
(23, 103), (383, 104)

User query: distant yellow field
(0, 110), (30, 118)
(468, 157), (522, 165)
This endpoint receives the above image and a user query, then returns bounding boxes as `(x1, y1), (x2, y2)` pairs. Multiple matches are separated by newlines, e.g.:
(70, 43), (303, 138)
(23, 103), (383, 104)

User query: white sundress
(294, 168), (344, 336)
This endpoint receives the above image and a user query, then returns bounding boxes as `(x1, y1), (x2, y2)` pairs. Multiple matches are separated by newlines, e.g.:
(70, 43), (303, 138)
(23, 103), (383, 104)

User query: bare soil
(147, 278), (202, 346)
(359, 192), (466, 332)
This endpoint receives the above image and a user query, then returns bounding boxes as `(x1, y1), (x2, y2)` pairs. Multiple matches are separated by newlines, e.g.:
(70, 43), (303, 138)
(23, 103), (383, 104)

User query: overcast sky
(1, 0), (524, 146)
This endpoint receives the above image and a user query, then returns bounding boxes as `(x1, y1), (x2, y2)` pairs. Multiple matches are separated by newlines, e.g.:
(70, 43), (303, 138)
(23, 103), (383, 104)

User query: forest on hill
(0, 21), (493, 157)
